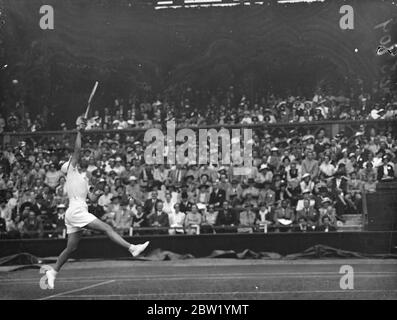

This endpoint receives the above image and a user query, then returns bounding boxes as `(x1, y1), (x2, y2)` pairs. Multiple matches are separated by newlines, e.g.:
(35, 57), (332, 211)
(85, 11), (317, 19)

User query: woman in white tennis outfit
(46, 121), (149, 289)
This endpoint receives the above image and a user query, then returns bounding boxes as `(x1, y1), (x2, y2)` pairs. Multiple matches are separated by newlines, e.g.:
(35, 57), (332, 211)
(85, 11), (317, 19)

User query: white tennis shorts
(65, 203), (97, 234)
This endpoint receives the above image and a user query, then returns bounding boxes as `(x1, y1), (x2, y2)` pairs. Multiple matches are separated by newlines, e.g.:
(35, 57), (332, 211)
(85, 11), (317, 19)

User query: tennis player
(45, 120), (149, 289)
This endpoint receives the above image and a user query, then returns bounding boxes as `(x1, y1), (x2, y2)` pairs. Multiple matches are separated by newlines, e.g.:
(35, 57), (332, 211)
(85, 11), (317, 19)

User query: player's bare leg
(86, 219), (149, 257)
(46, 231), (83, 289)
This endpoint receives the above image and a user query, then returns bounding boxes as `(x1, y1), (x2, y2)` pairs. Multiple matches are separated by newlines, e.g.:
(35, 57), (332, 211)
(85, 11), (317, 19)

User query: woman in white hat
(45, 121), (149, 289)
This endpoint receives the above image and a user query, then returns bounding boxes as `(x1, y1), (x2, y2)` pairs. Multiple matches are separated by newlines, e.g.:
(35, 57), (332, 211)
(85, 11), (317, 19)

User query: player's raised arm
(70, 118), (86, 168)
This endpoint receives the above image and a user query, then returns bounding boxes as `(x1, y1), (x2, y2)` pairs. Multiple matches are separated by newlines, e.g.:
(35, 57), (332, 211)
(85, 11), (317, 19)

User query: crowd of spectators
(1, 87), (397, 133)
(0, 98), (396, 238)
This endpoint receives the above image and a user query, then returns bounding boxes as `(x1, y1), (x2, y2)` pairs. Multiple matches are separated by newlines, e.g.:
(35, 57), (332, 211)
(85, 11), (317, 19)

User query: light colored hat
(302, 189), (311, 194)
(259, 164), (268, 171)
(322, 197), (332, 204)
(57, 204), (66, 209)
(302, 173), (311, 179)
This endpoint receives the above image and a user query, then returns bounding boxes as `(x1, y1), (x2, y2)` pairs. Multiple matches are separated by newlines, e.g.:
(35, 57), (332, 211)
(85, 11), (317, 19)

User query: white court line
(37, 280), (115, 300)
(2, 271), (397, 283)
(59, 289), (397, 299)
(3, 273), (396, 286)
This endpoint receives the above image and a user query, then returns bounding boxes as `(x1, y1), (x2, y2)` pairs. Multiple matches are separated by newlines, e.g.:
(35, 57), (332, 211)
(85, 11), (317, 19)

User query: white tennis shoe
(46, 268), (58, 290)
(129, 241), (150, 257)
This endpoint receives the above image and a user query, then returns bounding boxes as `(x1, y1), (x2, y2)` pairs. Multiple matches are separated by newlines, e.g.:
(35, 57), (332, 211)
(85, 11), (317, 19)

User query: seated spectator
(114, 203), (133, 235)
(275, 180), (292, 203)
(201, 204), (218, 234)
(296, 189), (316, 211)
(296, 199), (318, 230)
(163, 192), (176, 215)
(98, 185), (113, 210)
(301, 151), (319, 179)
(256, 203), (273, 227)
(318, 197), (338, 226)
(377, 155), (395, 181)
(168, 203), (186, 235)
(273, 199), (295, 232)
(216, 201), (237, 231)
(179, 192), (193, 214)
(359, 161), (376, 182)
(88, 199), (106, 219)
(300, 173), (315, 194)
(319, 155), (336, 178)
(196, 184), (210, 206)
(147, 200), (169, 234)
(292, 216), (311, 232)
(53, 204), (66, 238)
(184, 204), (202, 235)
(329, 170), (348, 195)
(0, 215), (6, 237)
(226, 179), (243, 205)
(209, 181), (226, 207)
(21, 210), (43, 238)
(316, 215), (337, 232)
(44, 163), (62, 190)
(144, 190), (160, 215)
(131, 204), (147, 235)
(363, 174), (377, 193)
(258, 181), (276, 206)
(238, 203), (257, 233)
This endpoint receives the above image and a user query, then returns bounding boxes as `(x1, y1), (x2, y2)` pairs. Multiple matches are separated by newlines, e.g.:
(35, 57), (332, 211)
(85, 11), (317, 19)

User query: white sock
(48, 269), (58, 277)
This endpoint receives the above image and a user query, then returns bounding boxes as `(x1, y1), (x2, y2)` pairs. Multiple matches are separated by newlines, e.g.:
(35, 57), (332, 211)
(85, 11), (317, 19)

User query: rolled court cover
(1, 245), (396, 271)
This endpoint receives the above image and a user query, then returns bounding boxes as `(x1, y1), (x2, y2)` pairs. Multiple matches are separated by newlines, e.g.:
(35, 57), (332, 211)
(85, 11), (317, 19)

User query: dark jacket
(147, 211), (169, 228)
(377, 164), (395, 181)
(209, 189), (226, 207)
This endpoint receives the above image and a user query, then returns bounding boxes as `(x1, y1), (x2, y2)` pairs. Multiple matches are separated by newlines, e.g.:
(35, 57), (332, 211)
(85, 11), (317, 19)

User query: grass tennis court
(0, 259), (396, 300)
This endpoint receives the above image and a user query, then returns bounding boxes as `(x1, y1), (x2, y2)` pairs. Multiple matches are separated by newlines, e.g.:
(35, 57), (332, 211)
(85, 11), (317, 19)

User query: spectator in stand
(316, 215), (337, 232)
(238, 203), (257, 233)
(0, 215), (6, 237)
(184, 204), (202, 235)
(114, 202), (133, 235)
(363, 174), (378, 193)
(301, 151), (319, 179)
(147, 200), (169, 234)
(359, 161), (376, 182)
(296, 199), (318, 230)
(98, 185), (113, 210)
(209, 181), (226, 207)
(0, 87), (395, 239)
(53, 204), (66, 238)
(319, 154), (336, 178)
(293, 216), (310, 232)
(201, 204), (218, 234)
(144, 190), (159, 215)
(21, 210), (43, 238)
(273, 199), (295, 232)
(256, 203), (273, 228)
(318, 198), (337, 226)
(300, 173), (315, 194)
(377, 155), (395, 181)
(168, 203), (185, 235)
(296, 189), (316, 211)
